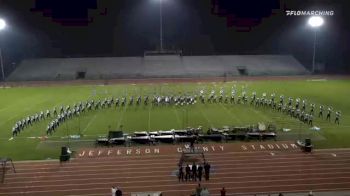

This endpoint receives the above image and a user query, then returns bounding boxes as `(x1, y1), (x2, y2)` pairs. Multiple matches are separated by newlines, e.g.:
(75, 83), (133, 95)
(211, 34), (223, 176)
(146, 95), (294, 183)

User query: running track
(1, 148), (350, 195)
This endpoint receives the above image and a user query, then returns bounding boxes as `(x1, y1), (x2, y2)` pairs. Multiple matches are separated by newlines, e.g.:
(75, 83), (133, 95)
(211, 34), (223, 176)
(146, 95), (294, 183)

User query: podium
(60, 147), (71, 163)
(296, 139), (313, 153)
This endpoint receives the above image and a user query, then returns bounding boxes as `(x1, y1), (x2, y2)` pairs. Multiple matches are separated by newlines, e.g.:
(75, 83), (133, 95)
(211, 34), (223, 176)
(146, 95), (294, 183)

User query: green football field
(0, 79), (349, 161)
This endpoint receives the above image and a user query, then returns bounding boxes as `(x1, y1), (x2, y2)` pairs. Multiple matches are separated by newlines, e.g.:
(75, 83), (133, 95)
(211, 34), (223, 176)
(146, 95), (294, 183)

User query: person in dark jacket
(220, 187), (226, 196)
(185, 164), (191, 181)
(178, 165), (184, 182)
(204, 162), (211, 181)
(197, 164), (203, 181)
(192, 163), (197, 181)
(115, 187), (122, 196)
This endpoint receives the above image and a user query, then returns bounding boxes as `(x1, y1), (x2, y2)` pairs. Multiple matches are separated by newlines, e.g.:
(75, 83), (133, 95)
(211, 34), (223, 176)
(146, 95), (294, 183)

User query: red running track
(1, 147), (350, 196)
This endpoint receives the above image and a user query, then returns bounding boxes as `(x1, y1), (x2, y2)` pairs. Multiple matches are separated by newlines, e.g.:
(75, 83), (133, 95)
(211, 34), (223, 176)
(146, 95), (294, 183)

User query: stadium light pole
(155, 0), (164, 52)
(308, 16), (324, 74)
(0, 18), (6, 81)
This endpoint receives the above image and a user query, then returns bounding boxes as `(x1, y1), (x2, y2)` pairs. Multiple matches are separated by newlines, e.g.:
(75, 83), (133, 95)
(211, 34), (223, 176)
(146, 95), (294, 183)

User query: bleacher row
(8, 55), (309, 81)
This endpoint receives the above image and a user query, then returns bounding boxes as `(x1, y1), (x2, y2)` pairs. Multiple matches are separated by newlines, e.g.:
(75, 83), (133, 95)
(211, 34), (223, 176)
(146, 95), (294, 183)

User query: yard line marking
(82, 114), (98, 134)
(247, 106), (270, 122)
(220, 104), (240, 124)
(198, 106), (213, 127)
(117, 102), (128, 129)
(0, 102), (19, 112)
(148, 105), (151, 131)
(172, 107), (181, 128)
(42, 139), (95, 143)
(0, 97), (49, 126)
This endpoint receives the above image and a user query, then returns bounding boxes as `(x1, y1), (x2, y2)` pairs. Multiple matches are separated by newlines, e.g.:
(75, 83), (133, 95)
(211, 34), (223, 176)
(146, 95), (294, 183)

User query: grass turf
(0, 79), (349, 160)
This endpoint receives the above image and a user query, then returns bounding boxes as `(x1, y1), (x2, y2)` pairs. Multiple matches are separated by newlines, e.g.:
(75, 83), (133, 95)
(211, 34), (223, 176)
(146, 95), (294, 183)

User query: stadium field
(0, 78), (349, 161)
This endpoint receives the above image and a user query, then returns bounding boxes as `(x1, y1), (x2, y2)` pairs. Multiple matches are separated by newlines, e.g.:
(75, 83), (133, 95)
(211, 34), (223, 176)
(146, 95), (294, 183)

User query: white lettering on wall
(136, 149), (141, 155)
(78, 151), (85, 157)
(282, 144), (289, 149)
(219, 146), (224, 151)
(203, 147), (209, 152)
(267, 144), (274, 149)
(211, 146), (215, 151)
(290, 143), (298, 149)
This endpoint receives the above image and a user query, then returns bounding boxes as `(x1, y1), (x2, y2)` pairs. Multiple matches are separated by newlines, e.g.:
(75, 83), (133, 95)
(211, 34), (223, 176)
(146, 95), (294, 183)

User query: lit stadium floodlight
(308, 16), (324, 28)
(0, 18), (6, 30)
(0, 18), (6, 81)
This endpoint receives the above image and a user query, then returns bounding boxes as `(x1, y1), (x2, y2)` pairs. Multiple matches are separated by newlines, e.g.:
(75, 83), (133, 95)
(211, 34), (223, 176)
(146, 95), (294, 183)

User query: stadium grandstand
(7, 55), (308, 81)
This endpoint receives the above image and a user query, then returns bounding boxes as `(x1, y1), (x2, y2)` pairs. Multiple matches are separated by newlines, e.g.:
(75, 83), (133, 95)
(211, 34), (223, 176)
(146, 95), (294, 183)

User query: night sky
(0, 0), (349, 74)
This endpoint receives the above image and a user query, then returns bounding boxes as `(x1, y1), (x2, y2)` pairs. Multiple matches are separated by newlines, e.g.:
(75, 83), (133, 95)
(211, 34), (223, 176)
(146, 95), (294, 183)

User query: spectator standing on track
(196, 183), (202, 196)
(192, 162), (197, 181)
(111, 187), (116, 196)
(190, 137), (196, 152)
(204, 162), (211, 181)
(115, 187), (122, 196)
(197, 164), (203, 181)
(200, 187), (210, 196)
(178, 165), (184, 182)
(220, 187), (226, 196)
(185, 164), (191, 181)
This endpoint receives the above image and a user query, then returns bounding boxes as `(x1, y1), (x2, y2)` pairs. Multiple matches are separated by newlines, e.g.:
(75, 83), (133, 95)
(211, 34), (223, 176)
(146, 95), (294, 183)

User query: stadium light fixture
(0, 18), (7, 81)
(308, 16), (324, 74)
(0, 18), (6, 30)
(160, 0), (163, 52)
(308, 16), (324, 28)
(152, 0), (164, 51)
